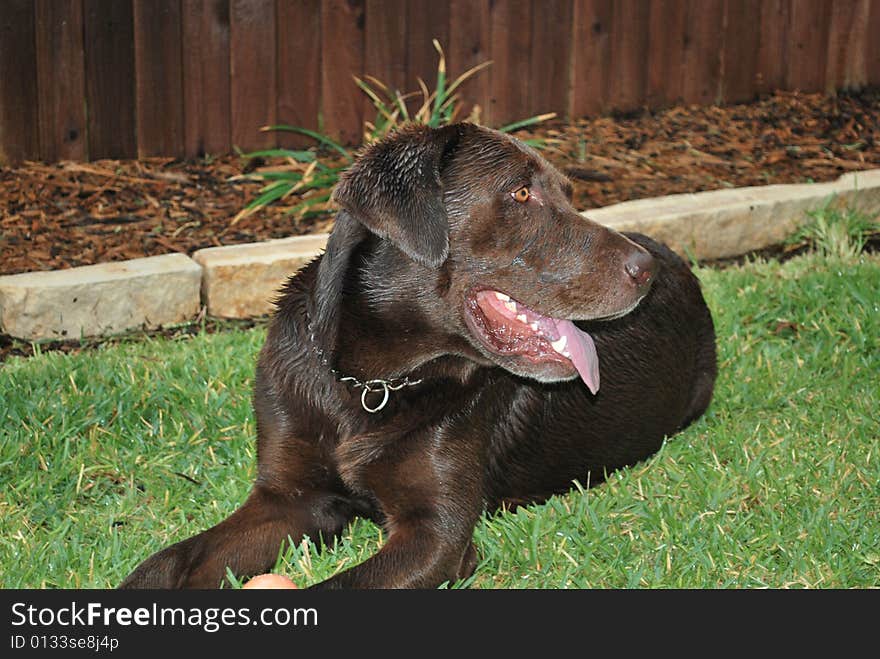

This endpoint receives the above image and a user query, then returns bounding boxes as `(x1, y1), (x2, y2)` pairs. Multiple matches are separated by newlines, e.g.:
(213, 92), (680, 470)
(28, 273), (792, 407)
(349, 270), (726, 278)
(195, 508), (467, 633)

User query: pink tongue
(553, 319), (600, 394)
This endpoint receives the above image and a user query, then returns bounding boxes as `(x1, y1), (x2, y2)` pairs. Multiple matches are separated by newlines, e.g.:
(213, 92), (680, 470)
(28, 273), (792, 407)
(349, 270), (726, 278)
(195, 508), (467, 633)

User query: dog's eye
(511, 186), (531, 203)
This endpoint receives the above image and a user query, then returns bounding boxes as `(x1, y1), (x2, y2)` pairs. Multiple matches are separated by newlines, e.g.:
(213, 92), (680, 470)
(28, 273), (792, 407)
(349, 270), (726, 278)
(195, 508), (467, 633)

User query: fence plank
(277, 0), (320, 149)
(321, 0), (365, 145)
(84, 0), (136, 159)
(825, 0), (870, 92)
(133, 0), (184, 158)
(182, 0), (231, 157)
(608, 0), (650, 113)
(755, 0), (790, 96)
(569, 0), (613, 118)
(530, 0), (573, 120)
(786, 0), (832, 92)
(681, 0), (724, 105)
(646, 0), (686, 108)
(0, 0), (39, 163)
(721, 0), (761, 104)
(447, 0), (491, 123)
(489, 0), (532, 126)
(406, 0), (450, 108)
(230, 0), (276, 151)
(276, 0), (321, 149)
(34, 0), (86, 162)
(364, 0), (407, 127)
(870, 0), (880, 85)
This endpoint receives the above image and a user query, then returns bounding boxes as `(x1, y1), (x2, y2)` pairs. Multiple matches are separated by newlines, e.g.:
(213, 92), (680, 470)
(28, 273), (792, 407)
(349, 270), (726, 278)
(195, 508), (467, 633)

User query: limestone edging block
(0, 253), (202, 340)
(583, 169), (880, 260)
(192, 234), (329, 319)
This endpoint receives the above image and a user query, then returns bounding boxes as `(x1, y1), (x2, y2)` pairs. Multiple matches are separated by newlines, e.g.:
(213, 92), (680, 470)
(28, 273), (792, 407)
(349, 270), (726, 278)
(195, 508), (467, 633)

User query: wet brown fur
(121, 123), (717, 589)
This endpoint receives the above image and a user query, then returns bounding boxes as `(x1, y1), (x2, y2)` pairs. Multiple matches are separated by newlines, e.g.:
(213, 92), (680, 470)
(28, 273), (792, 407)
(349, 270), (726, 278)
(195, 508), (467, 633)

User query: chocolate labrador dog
(121, 123), (717, 589)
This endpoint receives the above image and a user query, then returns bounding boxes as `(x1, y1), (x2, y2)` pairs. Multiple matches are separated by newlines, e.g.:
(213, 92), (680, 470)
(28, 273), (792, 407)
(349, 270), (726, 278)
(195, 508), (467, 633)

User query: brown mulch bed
(2, 89), (879, 278)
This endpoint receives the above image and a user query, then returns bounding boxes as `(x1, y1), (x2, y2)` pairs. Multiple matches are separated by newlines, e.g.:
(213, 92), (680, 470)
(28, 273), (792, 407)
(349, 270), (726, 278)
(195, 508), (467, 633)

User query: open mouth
(465, 289), (601, 394)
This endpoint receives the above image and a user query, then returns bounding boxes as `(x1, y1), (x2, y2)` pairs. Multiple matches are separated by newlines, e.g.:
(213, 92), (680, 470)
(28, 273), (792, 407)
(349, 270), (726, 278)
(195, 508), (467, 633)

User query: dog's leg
(119, 484), (354, 589)
(311, 527), (479, 589)
(311, 431), (484, 589)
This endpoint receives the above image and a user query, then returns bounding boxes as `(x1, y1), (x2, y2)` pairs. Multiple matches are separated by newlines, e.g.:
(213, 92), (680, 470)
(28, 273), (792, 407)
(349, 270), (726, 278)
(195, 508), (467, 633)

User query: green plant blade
(354, 76), (397, 124)
(238, 148), (316, 162)
(245, 180), (292, 208)
(285, 191), (334, 216)
(498, 113), (557, 134)
(430, 40), (448, 128)
(241, 171), (303, 183)
(263, 125), (353, 162)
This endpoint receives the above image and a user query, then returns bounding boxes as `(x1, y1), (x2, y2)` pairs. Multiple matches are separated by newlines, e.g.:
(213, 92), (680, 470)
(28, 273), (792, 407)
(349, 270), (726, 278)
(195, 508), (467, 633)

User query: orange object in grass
(241, 574), (298, 589)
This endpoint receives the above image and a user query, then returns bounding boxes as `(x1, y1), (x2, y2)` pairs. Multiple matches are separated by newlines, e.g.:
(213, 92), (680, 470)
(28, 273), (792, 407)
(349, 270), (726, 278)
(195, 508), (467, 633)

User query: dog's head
(329, 123), (656, 393)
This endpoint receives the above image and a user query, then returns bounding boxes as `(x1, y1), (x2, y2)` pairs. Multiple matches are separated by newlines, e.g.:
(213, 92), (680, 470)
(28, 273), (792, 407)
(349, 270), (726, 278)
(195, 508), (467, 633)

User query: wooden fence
(1, 0), (879, 163)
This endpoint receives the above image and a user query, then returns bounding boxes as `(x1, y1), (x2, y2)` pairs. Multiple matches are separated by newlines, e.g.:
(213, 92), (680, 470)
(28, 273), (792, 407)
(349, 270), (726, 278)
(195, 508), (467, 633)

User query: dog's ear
(307, 210), (367, 346)
(332, 124), (463, 268)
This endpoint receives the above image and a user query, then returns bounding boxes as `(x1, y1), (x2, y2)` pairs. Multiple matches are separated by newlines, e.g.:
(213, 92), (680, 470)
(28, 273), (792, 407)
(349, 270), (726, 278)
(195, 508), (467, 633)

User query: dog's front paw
(118, 539), (203, 589)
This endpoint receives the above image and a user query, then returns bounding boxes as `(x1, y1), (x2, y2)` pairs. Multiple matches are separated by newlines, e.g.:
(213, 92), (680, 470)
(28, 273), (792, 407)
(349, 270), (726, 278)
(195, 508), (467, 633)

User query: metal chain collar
(338, 376), (424, 413)
(308, 323), (421, 414)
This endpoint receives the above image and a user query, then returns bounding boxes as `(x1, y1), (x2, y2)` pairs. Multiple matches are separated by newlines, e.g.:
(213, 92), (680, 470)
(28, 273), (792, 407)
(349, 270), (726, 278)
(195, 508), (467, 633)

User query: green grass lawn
(1, 249), (878, 589)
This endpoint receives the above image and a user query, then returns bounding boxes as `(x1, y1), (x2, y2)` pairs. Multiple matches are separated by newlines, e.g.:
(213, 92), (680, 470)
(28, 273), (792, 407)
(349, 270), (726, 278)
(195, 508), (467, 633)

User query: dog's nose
(624, 249), (655, 293)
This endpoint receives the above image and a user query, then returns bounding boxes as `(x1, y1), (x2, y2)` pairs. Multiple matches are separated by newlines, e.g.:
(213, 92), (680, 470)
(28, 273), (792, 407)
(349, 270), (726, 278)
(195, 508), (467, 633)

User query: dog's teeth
(530, 322), (539, 331)
(516, 314), (528, 323)
(551, 336), (568, 353)
(504, 301), (517, 313)
(563, 351), (571, 358)
(495, 292), (510, 302)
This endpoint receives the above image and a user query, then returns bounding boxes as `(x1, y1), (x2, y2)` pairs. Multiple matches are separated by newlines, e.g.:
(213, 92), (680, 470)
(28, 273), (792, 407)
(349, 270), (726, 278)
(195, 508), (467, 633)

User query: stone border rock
(0, 254), (201, 341)
(192, 234), (330, 319)
(583, 169), (880, 261)
(1, 170), (878, 341)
